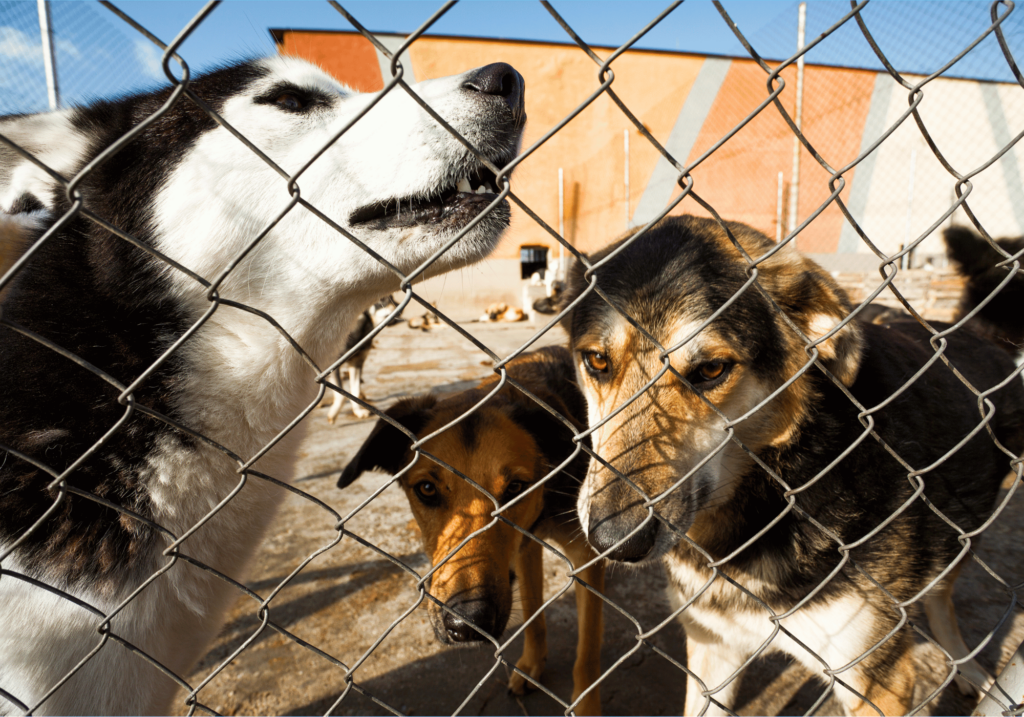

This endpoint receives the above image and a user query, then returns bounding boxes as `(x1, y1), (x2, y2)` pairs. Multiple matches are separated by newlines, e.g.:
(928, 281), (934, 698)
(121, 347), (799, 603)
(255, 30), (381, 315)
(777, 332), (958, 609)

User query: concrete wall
(833, 268), (965, 324)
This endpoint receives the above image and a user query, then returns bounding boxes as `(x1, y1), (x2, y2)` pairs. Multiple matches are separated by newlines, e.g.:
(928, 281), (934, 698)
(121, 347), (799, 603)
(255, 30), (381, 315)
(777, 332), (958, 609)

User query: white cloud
(132, 38), (165, 82)
(56, 38), (79, 60)
(0, 26), (80, 64)
(0, 26), (43, 63)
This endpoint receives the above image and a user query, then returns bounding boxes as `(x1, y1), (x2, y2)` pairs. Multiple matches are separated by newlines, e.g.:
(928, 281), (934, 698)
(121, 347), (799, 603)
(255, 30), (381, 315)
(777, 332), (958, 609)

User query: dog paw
(351, 393), (371, 419)
(508, 657), (545, 696)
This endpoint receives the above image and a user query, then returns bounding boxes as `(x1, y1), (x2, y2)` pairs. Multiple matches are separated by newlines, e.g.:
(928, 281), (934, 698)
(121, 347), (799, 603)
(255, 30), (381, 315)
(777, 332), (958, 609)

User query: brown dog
(339, 346), (604, 715)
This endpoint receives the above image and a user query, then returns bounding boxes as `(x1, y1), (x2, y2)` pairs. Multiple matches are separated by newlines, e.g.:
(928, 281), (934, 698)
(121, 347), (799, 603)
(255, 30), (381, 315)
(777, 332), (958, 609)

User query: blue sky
(1, 1), (1023, 114)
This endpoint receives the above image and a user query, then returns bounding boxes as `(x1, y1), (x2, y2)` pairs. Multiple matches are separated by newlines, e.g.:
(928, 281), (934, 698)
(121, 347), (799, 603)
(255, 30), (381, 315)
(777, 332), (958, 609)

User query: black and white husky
(0, 55), (524, 715)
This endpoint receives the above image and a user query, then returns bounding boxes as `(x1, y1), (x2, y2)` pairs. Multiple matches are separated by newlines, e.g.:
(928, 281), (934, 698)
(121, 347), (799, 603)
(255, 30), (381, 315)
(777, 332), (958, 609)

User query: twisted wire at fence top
(1, 0), (1023, 715)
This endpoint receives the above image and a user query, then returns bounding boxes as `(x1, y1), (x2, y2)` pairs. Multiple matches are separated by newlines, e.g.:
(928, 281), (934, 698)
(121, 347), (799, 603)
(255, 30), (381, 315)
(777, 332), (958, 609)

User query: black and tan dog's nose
(442, 599), (498, 643)
(588, 514), (659, 563)
(463, 63), (525, 120)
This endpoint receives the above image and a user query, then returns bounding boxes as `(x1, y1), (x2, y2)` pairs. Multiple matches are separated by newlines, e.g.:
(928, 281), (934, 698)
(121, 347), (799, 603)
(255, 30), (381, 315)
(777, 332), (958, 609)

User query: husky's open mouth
(349, 163), (508, 230)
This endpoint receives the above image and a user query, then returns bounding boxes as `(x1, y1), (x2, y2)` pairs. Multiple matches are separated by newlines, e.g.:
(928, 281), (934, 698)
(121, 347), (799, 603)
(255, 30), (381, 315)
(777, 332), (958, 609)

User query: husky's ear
(337, 395), (437, 488)
(773, 256), (864, 387)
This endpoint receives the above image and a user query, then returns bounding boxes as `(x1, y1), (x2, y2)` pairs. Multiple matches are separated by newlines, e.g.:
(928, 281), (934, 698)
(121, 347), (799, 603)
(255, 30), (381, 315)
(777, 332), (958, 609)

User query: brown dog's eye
(275, 92), (305, 111)
(582, 351), (609, 374)
(414, 481), (439, 505)
(503, 480), (526, 500)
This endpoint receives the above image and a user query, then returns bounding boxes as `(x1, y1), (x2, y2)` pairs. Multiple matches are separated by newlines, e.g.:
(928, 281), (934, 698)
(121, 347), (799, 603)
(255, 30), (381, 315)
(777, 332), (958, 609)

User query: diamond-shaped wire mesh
(1, 1), (1023, 715)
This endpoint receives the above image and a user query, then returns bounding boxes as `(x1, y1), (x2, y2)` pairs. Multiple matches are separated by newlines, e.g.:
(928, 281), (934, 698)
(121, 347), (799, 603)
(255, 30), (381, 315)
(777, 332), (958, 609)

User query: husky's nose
(588, 511), (658, 563)
(442, 598), (498, 643)
(463, 63), (525, 119)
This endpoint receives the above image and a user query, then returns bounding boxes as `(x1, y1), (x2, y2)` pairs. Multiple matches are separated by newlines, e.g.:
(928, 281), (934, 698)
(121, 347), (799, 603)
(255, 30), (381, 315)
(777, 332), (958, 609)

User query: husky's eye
(688, 360), (733, 387)
(275, 92), (305, 111)
(582, 351), (609, 375)
(257, 85), (332, 114)
(413, 481), (440, 506)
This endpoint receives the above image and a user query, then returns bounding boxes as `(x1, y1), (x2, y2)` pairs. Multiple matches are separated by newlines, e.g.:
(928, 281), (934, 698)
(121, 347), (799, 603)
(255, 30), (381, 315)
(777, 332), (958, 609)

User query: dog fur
(0, 57), (524, 714)
(559, 215), (1024, 716)
(338, 346), (605, 715)
(943, 225), (1024, 358)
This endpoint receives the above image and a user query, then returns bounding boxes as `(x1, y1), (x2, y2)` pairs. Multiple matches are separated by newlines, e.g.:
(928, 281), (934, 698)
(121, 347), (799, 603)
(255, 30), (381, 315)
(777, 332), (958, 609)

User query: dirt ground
(171, 318), (1024, 717)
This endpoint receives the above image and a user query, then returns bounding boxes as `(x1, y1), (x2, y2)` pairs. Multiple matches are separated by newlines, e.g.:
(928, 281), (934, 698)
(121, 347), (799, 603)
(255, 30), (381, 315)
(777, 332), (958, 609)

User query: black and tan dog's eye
(688, 359), (733, 387)
(414, 481), (439, 505)
(275, 92), (305, 111)
(582, 351), (610, 374)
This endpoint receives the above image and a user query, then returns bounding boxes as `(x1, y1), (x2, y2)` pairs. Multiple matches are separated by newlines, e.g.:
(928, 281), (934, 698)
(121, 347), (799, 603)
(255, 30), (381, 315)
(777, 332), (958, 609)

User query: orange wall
(669, 60), (876, 253)
(278, 31), (383, 92)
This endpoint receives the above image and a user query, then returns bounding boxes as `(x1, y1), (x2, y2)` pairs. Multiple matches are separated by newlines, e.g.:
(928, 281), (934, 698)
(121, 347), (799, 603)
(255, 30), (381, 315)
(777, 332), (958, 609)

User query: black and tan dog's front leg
(509, 537), (547, 698)
(565, 536), (604, 716)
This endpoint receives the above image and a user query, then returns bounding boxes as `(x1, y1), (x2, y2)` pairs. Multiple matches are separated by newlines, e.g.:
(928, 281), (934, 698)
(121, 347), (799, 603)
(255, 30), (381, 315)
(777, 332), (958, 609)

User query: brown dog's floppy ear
(337, 395), (437, 488)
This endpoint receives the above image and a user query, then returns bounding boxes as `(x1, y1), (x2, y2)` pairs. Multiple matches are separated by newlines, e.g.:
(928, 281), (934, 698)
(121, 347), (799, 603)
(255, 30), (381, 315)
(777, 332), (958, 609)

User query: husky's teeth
(456, 177), (472, 193)
(474, 185), (488, 194)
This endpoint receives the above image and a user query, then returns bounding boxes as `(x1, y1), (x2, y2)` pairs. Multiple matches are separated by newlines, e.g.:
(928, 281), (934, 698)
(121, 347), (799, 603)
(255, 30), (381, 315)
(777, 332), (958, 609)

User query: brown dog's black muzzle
(442, 596), (503, 643)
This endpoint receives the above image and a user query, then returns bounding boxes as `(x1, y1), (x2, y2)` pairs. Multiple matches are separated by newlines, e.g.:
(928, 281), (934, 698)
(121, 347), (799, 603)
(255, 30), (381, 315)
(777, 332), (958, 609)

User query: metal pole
(776, 171), (785, 241)
(558, 167), (565, 279)
(37, 0), (59, 110)
(902, 148), (917, 270)
(973, 638), (1024, 715)
(787, 2), (806, 234)
(624, 129), (630, 230)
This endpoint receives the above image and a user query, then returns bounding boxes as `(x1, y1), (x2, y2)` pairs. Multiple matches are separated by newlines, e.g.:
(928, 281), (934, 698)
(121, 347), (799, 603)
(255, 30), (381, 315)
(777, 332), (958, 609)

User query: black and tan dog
(559, 215), (1024, 716)
(339, 346), (605, 715)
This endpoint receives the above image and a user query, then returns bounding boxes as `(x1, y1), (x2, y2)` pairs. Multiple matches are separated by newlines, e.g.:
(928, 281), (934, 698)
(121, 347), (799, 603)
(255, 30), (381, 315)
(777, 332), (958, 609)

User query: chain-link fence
(2, 1), (1024, 716)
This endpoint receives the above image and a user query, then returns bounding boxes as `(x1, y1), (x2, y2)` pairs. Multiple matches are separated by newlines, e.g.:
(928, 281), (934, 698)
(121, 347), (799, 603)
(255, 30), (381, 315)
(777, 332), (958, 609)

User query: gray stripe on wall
(980, 82), (1024, 233)
(630, 57), (732, 228)
(375, 35), (417, 86)
(837, 73), (895, 253)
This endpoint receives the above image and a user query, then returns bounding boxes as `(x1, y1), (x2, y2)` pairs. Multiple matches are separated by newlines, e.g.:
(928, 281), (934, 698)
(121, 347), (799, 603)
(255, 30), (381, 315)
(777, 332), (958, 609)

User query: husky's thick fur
(0, 56), (524, 714)
(560, 216), (1024, 716)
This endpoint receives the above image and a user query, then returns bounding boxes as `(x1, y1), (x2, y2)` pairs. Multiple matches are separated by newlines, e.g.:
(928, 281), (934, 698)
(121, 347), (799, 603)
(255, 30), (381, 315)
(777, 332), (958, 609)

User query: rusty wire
(1, 0), (1024, 715)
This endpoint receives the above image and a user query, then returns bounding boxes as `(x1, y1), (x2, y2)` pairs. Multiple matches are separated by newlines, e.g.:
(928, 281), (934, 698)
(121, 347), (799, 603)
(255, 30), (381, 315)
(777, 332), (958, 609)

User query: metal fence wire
(2, 1), (1024, 715)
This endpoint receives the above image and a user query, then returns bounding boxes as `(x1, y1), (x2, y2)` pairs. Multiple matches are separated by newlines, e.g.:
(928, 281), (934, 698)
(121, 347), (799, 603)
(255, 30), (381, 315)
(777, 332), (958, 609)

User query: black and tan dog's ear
(772, 255), (864, 387)
(801, 306), (863, 387)
(337, 395), (437, 488)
